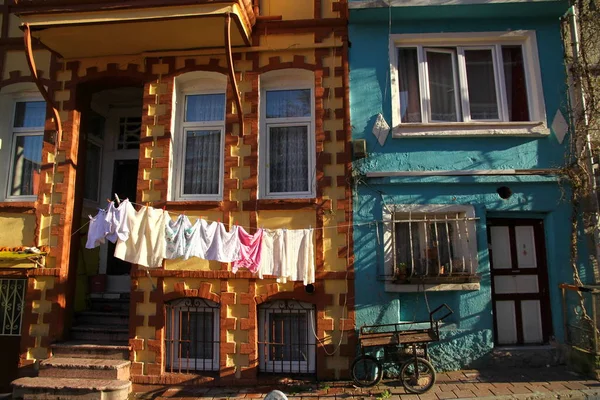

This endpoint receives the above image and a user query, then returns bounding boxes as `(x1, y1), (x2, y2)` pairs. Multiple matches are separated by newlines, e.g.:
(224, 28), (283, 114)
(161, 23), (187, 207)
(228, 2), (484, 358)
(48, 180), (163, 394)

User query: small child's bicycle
(351, 304), (453, 394)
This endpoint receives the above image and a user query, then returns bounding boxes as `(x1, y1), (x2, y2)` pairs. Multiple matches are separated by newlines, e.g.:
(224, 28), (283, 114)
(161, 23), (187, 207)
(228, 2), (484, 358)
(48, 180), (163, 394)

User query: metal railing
(0, 279), (26, 336)
(560, 283), (600, 354)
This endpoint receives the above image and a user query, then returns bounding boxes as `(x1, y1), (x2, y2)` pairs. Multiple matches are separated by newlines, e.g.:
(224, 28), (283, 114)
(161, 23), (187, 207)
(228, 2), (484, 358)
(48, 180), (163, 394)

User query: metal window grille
(0, 279), (26, 336)
(117, 116), (141, 150)
(392, 212), (477, 281)
(165, 298), (219, 373)
(258, 300), (316, 374)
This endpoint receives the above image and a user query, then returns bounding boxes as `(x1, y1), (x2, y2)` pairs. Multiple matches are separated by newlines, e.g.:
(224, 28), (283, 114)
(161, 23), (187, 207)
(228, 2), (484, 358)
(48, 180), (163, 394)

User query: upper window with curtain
(260, 70), (316, 199)
(390, 31), (548, 137)
(7, 100), (45, 200)
(172, 71), (228, 201)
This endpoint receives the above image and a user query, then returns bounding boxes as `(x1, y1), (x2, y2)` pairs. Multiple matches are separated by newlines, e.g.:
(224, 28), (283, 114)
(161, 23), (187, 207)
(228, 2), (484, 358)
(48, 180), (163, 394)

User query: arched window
(171, 71), (227, 201)
(259, 69), (316, 199)
(165, 297), (220, 372)
(258, 299), (316, 374)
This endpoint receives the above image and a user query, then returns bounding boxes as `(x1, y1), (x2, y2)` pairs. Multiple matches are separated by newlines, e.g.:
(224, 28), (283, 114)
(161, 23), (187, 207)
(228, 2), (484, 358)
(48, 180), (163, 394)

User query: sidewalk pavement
(132, 366), (600, 400)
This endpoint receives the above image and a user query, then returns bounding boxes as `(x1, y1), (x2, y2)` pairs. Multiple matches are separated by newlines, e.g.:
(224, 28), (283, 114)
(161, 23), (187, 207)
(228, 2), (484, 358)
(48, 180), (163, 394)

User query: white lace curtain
(184, 130), (221, 195)
(269, 126), (309, 193)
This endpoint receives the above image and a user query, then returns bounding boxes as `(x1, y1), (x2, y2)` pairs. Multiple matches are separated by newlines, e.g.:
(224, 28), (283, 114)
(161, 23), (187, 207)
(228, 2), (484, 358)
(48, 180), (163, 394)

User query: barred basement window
(384, 205), (479, 284)
(165, 298), (219, 372)
(0, 279), (26, 336)
(258, 300), (316, 374)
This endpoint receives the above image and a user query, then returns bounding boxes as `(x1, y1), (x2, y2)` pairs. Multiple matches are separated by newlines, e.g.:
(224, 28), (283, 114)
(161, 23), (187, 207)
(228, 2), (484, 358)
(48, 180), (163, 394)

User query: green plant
(377, 389), (392, 400)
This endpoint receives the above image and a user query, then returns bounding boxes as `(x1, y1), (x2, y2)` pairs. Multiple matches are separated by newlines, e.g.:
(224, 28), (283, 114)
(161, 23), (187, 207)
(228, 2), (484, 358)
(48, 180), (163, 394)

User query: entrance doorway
(488, 219), (552, 345)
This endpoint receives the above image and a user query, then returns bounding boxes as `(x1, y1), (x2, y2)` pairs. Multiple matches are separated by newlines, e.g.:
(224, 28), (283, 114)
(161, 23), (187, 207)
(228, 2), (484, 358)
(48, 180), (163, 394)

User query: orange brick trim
(163, 287), (221, 304)
(254, 281), (333, 305)
(0, 70), (56, 90)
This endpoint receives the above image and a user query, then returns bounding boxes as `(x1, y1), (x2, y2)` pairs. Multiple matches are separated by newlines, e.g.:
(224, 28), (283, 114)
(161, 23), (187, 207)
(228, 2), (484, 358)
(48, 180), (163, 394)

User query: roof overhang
(18, 1), (255, 59)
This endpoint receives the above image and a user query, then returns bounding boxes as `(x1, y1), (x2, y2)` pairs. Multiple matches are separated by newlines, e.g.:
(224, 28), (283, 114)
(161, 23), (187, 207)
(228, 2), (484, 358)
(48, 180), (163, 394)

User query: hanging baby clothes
(258, 229), (286, 281)
(114, 205), (169, 268)
(189, 220), (241, 263)
(283, 229), (315, 285)
(105, 199), (132, 243)
(165, 214), (193, 260)
(232, 227), (264, 273)
(85, 209), (109, 249)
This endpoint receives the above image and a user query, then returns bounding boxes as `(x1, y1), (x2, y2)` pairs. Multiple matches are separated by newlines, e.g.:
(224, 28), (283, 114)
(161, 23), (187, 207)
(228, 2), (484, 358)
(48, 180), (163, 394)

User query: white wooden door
(488, 219), (551, 345)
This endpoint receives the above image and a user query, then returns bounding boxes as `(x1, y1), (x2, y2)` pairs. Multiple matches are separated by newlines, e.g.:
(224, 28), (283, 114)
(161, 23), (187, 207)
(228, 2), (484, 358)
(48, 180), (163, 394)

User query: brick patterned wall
(3, 0), (352, 384)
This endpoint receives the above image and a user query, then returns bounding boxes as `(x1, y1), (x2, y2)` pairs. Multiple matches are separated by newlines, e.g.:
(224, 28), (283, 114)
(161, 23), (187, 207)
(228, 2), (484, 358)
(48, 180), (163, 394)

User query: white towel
(105, 199), (131, 243)
(258, 229), (286, 280)
(284, 229), (315, 285)
(114, 205), (168, 268)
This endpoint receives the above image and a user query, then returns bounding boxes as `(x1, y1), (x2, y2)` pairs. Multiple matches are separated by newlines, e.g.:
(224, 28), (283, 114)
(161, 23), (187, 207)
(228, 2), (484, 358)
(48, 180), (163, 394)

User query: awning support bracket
(224, 12), (244, 135)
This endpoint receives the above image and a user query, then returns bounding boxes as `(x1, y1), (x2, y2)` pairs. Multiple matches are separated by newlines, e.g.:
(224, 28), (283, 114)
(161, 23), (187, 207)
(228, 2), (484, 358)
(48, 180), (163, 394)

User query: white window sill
(392, 121), (550, 138)
(384, 282), (481, 292)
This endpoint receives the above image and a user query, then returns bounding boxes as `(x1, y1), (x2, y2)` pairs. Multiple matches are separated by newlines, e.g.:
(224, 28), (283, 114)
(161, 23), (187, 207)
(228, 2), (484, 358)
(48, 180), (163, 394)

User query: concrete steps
(39, 358), (130, 380)
(12, 296), (132, 400)
(50, 342), (130, 360)
(12, 377), (131, 400)
(70, 326), (129, 344)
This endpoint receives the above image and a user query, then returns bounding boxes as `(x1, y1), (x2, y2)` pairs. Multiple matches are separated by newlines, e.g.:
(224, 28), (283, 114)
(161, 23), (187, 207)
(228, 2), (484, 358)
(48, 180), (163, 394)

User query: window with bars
(258, 300), (316, 374)
(384, 205), (479, 284)
(164, 298), (220, 373)
(0, 279), (26, 336)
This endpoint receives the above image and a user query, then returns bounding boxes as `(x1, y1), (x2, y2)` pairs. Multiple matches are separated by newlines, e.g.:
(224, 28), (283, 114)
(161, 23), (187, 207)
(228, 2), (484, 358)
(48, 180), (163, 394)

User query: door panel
(495, 300), (518, 345)
(490, 226), (512, 269)
(488, 219), (552, 345)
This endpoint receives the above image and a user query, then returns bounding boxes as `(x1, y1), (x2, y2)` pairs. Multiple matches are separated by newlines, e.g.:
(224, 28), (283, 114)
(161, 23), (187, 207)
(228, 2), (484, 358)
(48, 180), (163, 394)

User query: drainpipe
(224, 12), (244, 135)
(23, 23), (62, 220)
(563, 7), (600, 281)
(23, 23), (62, 140)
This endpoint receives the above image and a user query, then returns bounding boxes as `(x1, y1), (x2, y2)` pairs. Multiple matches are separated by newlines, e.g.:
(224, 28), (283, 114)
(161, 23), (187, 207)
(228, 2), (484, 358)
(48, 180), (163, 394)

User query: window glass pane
(269, 313), (308, 361)
(395, 222), (421, 276)
(183, 130), (221, 195)
(502, 45), (529, 121)
(181, 311), (214, 359)
(269, 126), (309, 193)
(398, 48), (422, 123)
(11, 134), (43, 196)
(266, 90), (311, 119)
(84, 142), (101, 201)
(185, 94), (225, 122)
(426, 51), (459, 122)
(117, 116), (141, 150)
(14, 101), (45, 128)
(465, 49), (499, 120)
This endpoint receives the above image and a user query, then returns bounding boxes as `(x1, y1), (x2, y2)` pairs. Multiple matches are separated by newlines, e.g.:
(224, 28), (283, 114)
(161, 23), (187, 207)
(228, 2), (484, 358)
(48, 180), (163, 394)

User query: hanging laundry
(188, 219), (241, 263)
(258, 229), (286, 281)
(85, 209), (109, 249)
(232, 227), (264, 273)
(165, 214), (194, 260)
(105, 199), (132, 244)
(283, 229), (315, 285)
(114, 205), (168, 268)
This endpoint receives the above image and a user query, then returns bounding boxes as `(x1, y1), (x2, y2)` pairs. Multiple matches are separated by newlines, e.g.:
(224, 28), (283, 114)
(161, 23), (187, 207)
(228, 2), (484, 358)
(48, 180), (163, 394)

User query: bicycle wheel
(400, 357), (436, 394)
(351, 355), (383, 387)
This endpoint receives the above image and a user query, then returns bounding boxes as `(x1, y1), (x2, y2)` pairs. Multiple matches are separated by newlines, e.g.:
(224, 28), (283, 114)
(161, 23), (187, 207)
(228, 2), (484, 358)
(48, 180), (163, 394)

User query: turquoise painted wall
(349, 4), (588, 370)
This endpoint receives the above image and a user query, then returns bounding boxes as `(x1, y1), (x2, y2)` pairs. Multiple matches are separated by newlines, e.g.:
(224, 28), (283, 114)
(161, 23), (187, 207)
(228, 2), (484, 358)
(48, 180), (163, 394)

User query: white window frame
(5, 97), (46, 202)
(172, 72), (227, 201)
(258, 300), (316, 373)
(166, 299), (220, 372)
(259, 69), (316, 199)
(83, 135), (103, 205)
(390, 31), (548, 137)
(383, 204), (480, 292)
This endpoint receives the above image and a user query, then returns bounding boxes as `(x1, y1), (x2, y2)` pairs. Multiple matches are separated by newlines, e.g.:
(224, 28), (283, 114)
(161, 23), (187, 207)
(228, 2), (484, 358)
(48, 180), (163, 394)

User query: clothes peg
(114, 193), (121, 205)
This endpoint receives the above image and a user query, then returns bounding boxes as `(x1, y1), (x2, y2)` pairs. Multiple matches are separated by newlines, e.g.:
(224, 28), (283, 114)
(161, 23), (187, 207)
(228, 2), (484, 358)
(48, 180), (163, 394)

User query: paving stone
(435, 392), (458, 399)
(469, 389), (494, 397)
(437, 384), (458, 392)
(451, 390), (476, 398)
(489, 386), (513, 396)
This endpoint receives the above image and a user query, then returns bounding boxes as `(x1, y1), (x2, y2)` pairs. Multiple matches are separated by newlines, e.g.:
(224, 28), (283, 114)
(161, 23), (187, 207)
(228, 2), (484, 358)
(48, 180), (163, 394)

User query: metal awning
(17, 1), (255, 59)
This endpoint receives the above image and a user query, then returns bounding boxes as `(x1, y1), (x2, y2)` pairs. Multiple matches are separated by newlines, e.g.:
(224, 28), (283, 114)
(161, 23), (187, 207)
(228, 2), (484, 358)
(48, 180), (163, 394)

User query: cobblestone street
(132, 367), (600, 400)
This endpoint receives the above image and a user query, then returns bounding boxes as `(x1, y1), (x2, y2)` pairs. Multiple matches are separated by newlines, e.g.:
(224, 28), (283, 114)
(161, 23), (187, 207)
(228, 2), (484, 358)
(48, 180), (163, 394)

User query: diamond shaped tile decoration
(551, 110), (569, 144)
(372, 113), (390, 146)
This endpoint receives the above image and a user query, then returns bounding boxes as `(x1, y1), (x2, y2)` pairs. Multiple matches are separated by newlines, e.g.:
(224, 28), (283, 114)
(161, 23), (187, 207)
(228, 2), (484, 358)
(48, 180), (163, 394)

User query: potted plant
(395, 262), (408, 282)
